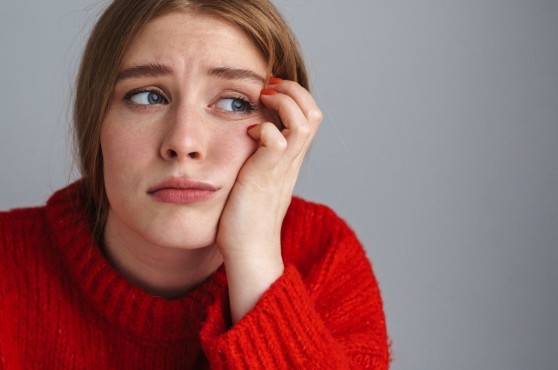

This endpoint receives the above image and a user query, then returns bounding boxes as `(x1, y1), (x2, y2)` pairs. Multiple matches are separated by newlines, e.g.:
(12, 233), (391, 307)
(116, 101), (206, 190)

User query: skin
(100, 11), (322, 323)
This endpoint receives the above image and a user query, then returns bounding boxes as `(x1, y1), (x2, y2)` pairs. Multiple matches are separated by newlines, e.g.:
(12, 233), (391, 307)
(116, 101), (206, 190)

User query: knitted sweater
(0, 182), (389, 369)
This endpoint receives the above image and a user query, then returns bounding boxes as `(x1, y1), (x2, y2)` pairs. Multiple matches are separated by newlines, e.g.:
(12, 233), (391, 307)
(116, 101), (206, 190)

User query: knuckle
(295, 123), (311, 137)
(273, 136), (288, 151)
(308, 109), (323, 123)
(261, 122), (287, 151)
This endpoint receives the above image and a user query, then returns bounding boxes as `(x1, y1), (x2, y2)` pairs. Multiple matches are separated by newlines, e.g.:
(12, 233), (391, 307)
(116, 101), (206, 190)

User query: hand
(215, 78), (322, 323)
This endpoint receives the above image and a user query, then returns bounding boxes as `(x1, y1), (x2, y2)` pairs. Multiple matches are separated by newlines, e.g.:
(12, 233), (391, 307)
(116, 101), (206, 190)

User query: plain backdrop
(1, 1), (557, 369)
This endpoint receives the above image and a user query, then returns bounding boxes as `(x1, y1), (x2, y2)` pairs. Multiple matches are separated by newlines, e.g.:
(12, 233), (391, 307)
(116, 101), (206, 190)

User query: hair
(73, 0), (309, 239)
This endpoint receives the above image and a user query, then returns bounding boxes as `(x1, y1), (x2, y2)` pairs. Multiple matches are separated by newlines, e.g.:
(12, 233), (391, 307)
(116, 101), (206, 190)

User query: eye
(125, 90), (168, 106)
(215, 97), (255, 113)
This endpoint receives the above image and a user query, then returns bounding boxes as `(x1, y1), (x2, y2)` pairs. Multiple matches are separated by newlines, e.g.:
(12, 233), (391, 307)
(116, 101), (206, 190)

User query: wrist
(224, 252), (285, 324)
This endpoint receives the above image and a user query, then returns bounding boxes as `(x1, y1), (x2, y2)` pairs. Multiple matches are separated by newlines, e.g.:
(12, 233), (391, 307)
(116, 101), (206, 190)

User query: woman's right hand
(215, 78), (323, 323)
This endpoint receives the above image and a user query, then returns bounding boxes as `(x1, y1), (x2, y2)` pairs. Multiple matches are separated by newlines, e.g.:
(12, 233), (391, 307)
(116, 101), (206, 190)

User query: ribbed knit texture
(0, 182), (389, 369)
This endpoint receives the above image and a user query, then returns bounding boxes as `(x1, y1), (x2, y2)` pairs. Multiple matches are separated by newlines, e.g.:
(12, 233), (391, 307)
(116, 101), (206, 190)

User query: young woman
(0, 0), (390, 368)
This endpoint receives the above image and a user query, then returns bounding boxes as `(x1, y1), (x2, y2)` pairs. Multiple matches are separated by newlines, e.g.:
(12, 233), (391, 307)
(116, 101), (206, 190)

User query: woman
(0, 0), (389, 368)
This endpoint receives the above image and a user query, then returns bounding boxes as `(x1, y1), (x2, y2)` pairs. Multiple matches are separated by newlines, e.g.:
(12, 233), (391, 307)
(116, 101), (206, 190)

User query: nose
(160, 104), (208, 161)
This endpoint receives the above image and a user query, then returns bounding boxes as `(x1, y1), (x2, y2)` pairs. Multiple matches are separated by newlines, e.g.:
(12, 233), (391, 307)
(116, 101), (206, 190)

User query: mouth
(147, 178), (219, 204)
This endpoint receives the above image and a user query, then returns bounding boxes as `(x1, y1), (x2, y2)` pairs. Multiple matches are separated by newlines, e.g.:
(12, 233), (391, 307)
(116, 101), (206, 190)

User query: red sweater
(0, 182), (389, 369)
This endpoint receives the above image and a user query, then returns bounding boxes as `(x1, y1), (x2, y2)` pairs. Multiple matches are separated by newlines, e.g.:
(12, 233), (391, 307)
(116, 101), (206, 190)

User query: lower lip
(149, 188), (216, 204)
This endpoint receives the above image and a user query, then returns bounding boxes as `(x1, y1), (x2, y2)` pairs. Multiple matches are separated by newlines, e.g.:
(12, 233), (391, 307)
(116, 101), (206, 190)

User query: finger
(260, 91), (313, 159)
(244, 120), (300, 200)
(262, 79), (323, 160)
(267, 78), (323, 132)
(245, 122), (287, 171)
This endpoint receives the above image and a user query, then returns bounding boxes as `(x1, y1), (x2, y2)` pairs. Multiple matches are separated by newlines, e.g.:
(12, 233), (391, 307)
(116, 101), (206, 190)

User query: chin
(143, 222), (219, 250)
(106, 194), (226, 251)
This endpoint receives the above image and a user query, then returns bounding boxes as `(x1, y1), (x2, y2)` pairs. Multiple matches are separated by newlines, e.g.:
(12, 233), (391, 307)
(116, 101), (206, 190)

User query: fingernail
(261, 88), (277, 96)
(269, 77), (283, 85)
(247, 123), (259, 131)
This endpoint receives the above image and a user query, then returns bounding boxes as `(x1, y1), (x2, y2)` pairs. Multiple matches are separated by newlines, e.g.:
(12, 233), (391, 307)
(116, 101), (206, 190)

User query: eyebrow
(116, 63), (172, 81)
(116, 64), (265, 85)
(207, 67), (265, 85)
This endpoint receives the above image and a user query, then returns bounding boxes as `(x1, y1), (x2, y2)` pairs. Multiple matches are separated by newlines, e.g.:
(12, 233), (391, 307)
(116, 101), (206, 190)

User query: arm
(201, 209), (390, 369)
(215, 77), (322, 324)
(208, 79), (389, 368)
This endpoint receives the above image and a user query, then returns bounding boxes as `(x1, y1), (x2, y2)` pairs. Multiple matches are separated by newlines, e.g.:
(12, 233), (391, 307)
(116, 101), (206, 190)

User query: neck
(102, 220), (223, 298)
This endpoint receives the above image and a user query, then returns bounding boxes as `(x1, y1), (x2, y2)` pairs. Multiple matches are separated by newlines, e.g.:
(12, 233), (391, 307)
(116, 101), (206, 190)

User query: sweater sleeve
(199, 212), (390, 369)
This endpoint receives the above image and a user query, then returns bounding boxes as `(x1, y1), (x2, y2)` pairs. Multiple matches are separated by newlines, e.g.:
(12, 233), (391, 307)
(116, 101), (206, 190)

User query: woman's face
(100, 11), (270, 250)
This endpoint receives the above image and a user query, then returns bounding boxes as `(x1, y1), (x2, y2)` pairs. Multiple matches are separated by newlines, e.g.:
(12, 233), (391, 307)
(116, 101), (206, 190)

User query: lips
(147, 178), (219, 204)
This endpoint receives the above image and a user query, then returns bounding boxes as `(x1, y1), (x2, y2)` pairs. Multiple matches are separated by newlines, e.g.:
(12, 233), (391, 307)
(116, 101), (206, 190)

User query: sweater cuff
(200, 264), (346, 369)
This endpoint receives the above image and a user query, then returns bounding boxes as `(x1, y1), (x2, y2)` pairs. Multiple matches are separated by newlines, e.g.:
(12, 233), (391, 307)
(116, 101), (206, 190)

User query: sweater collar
(45, 181), (227, 342)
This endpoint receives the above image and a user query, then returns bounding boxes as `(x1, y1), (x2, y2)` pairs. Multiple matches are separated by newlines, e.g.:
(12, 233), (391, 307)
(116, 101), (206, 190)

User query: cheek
(100, 118), (155, 189)
(213, 127), (258, 176)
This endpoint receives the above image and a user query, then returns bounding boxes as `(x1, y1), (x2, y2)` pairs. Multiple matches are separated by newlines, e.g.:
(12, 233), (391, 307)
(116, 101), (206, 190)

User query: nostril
(166, 149), (178, 158)
(161, 147), (200, 160)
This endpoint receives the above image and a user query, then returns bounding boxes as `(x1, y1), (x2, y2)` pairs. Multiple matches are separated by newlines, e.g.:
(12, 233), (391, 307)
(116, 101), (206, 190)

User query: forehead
(121, 11), (266, 73)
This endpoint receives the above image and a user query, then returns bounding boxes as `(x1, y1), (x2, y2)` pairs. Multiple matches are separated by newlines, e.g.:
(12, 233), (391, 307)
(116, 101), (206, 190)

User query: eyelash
(123, 88), (168, 108)
(218, 95), (257, 116)
(122, 88), (258, 117)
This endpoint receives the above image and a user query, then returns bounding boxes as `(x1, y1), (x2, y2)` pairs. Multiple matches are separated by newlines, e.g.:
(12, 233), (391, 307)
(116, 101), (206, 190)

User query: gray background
(1, 1), (557, 369)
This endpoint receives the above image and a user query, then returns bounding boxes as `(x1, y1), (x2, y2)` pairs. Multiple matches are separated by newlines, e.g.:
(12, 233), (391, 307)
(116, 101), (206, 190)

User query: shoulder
(0, 205), (48, 240)
(0, 181), (84, 243)
(281, 196), (366, 272)
(0, 205), (51, 291)
(283, 196), (357, 243)
(0, 205), (50, 254)
(0, 181), (90, 256)
(284, 196), (353, 234)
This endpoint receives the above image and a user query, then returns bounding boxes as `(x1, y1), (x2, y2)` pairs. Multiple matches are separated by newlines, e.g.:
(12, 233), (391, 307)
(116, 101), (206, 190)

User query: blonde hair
(73, 0), (309, 238)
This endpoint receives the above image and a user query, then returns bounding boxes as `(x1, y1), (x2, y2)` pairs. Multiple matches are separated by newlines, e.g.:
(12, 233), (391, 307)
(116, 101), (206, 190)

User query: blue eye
(215, 97), (254, 113)
(126, 90), (167, 105)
